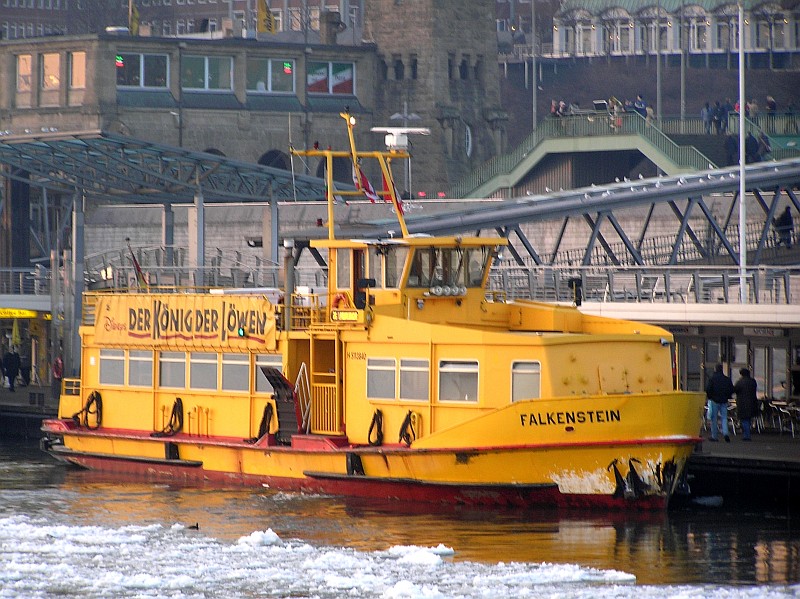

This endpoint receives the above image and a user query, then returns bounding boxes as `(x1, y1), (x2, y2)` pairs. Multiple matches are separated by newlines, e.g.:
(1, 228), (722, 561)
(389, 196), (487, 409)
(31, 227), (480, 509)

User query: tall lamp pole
(738, 1), (747, 303)
(656, 0), (662, 124)
(531, 0), (537, 131)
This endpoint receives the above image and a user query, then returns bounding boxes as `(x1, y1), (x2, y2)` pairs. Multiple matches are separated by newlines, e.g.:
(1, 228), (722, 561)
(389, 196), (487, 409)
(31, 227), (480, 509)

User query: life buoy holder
(331, 293), (350, 309)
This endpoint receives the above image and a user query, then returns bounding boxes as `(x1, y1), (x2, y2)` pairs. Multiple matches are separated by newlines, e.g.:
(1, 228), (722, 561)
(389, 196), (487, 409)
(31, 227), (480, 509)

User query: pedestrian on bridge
(774, 206), (794, 248)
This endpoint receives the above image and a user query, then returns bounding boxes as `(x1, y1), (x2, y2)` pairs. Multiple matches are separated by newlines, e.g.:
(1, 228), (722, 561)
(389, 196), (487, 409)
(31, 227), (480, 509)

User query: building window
(182, 55), (233, 90)
(99, 349), (125, 385)
(159, 351), (186, 388)
(246, 57), (295, 93)
(400, 359), (428, 400)
(255, 354), (283, 393)
(128, 350), (153, 387)
(16, 54), (32, 92)
(68, 51), (86, 89)
(116, 53), (168, 88)
(190, 352), (218, 390)
(512, 361), (541, 401)
(307, 61), (354, 94)
(439, 360), (478, 402)
(367, 357), (396, 399)
(222, 353), (249, 391)
(40, 52), (60, 90)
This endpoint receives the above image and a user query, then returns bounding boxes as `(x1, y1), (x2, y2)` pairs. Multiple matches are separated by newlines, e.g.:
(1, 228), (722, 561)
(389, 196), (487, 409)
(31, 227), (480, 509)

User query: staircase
(668, 134), (730, 169)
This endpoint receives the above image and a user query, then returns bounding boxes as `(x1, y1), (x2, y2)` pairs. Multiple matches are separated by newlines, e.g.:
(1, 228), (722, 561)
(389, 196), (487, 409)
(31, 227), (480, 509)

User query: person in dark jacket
(3, 347), (21, 392)
(734, 368), (758, 441)
(705, 364), (734, 442)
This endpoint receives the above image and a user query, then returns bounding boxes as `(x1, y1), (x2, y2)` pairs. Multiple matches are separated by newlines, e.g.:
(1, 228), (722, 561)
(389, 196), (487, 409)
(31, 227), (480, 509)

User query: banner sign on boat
(93, 294), (277, 350)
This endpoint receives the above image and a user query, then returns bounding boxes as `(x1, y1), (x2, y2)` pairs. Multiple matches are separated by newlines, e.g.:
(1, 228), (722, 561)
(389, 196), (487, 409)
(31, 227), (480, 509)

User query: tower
(365, 0), (507, 196)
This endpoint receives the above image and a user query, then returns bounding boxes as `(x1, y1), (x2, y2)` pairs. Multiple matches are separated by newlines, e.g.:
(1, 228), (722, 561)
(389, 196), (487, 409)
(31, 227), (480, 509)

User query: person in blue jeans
(706, 364), (734, 442)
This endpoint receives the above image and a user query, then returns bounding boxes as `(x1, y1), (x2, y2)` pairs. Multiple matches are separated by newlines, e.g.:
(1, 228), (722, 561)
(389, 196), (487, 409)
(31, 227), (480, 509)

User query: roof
(0, 130), (336, 204)
(557, 1), (800, 17)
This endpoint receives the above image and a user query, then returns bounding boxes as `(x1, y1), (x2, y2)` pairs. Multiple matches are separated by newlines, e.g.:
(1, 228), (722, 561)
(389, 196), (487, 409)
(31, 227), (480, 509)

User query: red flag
(127, 239), (148, 290)
(352, 162), (380, 203)
(382, 171), (404, 215)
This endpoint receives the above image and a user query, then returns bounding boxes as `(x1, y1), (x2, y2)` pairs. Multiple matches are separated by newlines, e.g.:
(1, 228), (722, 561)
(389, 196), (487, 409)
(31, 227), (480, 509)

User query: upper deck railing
(448, 112), (715, 198)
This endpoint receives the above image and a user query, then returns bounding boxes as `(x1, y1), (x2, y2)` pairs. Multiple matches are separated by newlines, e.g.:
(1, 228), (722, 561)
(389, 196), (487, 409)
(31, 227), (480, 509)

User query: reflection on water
(2, 441), (799, 588)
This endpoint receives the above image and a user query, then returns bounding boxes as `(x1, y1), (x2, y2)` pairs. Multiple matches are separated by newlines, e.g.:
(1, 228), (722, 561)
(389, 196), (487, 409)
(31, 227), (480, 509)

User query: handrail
(488, 264), (798, 306)
(448, 112), (715, 198)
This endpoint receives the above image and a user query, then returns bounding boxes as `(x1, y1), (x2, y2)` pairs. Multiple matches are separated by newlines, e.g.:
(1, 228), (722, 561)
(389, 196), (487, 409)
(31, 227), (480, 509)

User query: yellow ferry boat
(42, 113), (705, 509)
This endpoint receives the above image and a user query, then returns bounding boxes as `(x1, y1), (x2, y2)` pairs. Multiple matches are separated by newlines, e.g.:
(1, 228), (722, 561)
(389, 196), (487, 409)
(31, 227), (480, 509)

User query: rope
(71, 391), (102, 430)
(367, 409), (383, 446)
(398, 410), (416, 446)
(151, 397), (184, 438)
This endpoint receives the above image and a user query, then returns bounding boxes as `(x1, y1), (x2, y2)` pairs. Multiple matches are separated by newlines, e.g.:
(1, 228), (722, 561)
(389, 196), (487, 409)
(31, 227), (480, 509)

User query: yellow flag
(129, 1), (140, 36)
(257, 0), (277, 34)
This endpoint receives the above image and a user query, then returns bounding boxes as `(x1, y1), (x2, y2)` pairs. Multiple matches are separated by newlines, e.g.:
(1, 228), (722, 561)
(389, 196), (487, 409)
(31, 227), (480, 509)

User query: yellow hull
(44, 390), (703, 508)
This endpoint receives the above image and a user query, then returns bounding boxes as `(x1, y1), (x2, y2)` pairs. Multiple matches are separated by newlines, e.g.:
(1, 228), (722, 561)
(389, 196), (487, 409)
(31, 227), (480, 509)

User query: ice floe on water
(0, 514), (797, 598)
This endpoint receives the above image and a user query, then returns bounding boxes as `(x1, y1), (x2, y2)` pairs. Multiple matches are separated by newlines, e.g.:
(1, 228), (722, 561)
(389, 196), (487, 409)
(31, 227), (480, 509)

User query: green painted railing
(449, 112), (716, 198)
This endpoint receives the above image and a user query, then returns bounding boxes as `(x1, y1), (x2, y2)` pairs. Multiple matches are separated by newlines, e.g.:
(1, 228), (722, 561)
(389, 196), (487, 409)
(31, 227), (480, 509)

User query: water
(1, 440), (799, 598)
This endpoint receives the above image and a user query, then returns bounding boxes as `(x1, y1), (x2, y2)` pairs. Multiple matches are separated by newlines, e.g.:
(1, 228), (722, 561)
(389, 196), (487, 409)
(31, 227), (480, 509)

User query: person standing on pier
(3, 346), (21, 393)
(733, 368), (758, 441)
(706, 364), (734, 442)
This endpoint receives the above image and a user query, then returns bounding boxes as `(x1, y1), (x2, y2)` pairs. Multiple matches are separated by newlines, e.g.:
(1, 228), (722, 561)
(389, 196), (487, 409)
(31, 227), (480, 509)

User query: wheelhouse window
(439, 360), (478, 402)
(222, 353), (249, 391)
(128, 350), (153, 387)
(400, 358), (429, 400)
(99, 349), (124, 385)
(116, 53), (168, 88)
(384, 245), (408, 288)
(367, 357), (396, 399)
(256, 354), (283, 393)
(190, 352), (218, 390)
(246, 57), (295, 93)
(307, 61), (355, 94)
(182, 55), (232, 90)
(512, 361), (541, 402)
(159, 351), (186, 388)
(407, 246), (492, 289)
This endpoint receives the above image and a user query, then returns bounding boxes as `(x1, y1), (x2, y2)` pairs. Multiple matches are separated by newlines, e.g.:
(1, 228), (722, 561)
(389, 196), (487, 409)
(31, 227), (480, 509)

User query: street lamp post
(738, 1), (747, 304)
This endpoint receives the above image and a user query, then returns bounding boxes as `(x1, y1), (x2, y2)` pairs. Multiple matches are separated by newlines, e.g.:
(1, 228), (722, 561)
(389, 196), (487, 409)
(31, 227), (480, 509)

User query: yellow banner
(0, 308), (40, 319)
(94, 294), (277, 350)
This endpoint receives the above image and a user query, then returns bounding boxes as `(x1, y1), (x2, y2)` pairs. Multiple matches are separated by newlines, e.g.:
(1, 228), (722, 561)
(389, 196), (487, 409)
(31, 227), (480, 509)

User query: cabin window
(367, 357), (396, 399)
(439, 360), (478, 402)
(256, 354), (283, 393)
(336, 249), (351, 289)
(400, 358), (429, 400)
(128, 350), (153, 387)
(190, 352), (218, 390)
(99, 349), (124, 385)
(384, 246), (408, 288)
(512, 361), (541, 401)
(407, 246), (491, 289)
(222, 353), (249, 391)
(159, 351), (186, 388)
(368, 247), (383, 289)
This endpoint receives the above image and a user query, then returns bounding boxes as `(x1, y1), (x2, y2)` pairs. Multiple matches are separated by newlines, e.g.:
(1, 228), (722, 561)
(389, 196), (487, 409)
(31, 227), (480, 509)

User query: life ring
(331, 293), (350, 309)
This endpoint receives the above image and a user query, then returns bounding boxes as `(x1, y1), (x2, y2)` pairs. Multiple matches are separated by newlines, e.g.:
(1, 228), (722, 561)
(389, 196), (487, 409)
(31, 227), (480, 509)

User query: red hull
(44, 442), (668, 511)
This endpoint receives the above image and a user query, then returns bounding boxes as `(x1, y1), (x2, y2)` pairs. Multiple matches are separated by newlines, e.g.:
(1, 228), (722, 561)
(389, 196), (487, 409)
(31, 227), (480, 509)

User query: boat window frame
(255, 354), (284, 393)
(367, 357), (396, 400)
(438, 359), (479, 402)
(128, 349), (153, 387)
(189, 351), (218, 390)
(511, 360), (541, 402)
(99, 348), (125, 386)
(158, 351), (186, 389)
(222, 353), (249, 392)
(400, 358), (429, 401)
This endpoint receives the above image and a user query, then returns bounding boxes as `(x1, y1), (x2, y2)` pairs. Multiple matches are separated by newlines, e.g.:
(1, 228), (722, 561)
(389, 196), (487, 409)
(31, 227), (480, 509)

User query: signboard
(0, 308), (41, 319)
(743, 327), (784, 338)
(330, 309), (359, 322)
(94, 294), (277, 350)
